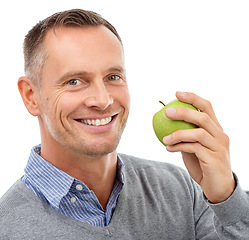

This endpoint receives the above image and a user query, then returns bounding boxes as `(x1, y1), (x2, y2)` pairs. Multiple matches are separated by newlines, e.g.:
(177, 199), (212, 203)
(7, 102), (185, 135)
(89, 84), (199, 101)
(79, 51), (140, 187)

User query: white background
(1, 0), (249, 197)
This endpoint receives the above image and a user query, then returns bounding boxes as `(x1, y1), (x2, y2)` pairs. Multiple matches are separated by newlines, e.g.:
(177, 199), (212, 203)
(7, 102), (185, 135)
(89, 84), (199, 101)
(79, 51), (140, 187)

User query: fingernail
(163, 135), (171, 144)
(165, 108), (176, 116)
(177, 91), (187, 97)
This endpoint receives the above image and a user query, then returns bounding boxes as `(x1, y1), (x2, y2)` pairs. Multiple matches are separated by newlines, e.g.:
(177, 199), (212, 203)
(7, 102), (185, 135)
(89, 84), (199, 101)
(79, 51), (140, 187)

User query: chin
(66, 136), (120, 158)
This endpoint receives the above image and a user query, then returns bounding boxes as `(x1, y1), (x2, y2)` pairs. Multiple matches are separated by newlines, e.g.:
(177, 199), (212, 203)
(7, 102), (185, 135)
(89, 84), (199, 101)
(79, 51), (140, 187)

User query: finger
(181, 152), (203, 185)
(163, 128), (218, 151)
(175, 91), (223, 130)
(166, 142), (211, 165)
(165, 106), (222, 137)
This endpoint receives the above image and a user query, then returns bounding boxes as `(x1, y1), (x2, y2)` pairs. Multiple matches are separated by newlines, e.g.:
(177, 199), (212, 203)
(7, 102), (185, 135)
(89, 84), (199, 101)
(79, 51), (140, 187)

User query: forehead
(42, 26), (124, 77)
(45, 26), (123, 58)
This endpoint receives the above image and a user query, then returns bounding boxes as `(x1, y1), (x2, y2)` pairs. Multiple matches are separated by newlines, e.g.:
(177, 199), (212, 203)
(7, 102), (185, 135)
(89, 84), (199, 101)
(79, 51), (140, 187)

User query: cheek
(41, 90), (73, 119)
(53, 92), (76, 117)
(53, 91), (89, 121)
(115, 86), (130, 110)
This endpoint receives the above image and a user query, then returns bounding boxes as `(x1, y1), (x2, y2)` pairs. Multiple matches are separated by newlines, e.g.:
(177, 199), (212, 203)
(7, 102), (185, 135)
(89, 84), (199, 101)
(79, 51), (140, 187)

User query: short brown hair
(23, 9), (122, 86)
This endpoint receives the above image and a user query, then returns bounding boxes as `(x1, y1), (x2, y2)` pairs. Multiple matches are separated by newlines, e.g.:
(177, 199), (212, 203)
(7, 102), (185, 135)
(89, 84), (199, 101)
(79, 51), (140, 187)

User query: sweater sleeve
(194, 174), (249, 239)
(207, 177), (249, 239)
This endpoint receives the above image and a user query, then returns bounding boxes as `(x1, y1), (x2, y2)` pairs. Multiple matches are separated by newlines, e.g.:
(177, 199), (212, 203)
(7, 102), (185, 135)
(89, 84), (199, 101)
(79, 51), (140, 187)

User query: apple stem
(159, 101), (165, 106)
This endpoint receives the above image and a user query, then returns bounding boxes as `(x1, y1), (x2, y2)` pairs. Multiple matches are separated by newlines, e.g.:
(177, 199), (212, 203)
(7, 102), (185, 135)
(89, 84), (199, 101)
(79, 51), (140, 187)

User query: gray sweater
(0, 154), (249, 239)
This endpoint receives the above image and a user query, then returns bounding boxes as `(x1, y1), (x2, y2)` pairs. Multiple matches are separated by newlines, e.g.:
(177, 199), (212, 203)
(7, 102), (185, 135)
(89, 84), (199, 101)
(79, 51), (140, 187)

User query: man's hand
(163, 92), (235, 204)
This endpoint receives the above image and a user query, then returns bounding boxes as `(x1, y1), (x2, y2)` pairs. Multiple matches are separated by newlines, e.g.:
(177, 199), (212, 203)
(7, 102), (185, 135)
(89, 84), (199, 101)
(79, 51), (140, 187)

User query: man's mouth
(75, 116), (114, 126)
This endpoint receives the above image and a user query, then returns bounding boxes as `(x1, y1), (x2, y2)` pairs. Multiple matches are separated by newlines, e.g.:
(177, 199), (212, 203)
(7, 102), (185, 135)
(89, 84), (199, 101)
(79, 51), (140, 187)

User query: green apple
(152, 99), (198, 146)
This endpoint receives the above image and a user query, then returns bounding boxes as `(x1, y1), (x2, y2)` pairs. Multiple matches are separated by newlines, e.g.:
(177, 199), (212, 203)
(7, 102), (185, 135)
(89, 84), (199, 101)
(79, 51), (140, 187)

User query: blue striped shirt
(22, 145), (124, 227)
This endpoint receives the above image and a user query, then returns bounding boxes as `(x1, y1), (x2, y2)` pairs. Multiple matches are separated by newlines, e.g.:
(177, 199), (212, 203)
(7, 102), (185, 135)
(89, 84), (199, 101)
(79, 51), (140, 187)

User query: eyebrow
(57, 71), (91, 84)
(57, 66), (126, 84)
(105, 66), (126, 75)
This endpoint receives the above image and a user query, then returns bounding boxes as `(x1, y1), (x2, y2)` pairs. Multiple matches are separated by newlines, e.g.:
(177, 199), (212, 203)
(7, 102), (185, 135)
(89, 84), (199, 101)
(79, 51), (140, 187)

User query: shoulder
(0, 180), (29, 214)
(118, 153), (196, 190)
(119, 153), (187, 176)
(0, 179), (56, 237)
(0, 179), (42, 225)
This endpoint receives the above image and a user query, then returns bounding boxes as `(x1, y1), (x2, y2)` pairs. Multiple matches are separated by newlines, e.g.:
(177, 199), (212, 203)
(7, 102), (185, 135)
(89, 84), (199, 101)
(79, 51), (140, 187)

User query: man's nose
(84, 81), (114, 110)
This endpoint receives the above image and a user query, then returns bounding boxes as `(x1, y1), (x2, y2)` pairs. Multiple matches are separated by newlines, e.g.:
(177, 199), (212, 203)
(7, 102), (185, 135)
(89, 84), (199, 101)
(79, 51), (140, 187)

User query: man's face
(36, 26), (130, 158)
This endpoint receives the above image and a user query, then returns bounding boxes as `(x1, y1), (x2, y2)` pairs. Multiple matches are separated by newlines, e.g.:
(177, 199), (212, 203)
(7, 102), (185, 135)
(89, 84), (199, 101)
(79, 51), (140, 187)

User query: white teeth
(96, 119), (100, 126)
(80, 117), (112, 126)
(100, 119), (106, 125)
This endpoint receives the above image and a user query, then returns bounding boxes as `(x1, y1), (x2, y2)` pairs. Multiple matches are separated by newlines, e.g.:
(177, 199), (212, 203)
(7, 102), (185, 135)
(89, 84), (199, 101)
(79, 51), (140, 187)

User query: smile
(76, 117), (112, 126)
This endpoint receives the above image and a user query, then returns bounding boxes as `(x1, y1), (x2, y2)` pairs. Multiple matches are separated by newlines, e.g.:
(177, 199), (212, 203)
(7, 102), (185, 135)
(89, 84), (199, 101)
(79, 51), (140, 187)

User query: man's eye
(67, 79), (80, 85)
(108, 75), (121, 81)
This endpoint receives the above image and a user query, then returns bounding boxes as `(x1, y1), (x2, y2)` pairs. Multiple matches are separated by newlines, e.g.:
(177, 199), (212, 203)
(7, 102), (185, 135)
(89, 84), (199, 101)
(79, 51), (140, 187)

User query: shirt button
(76, 184), (83, 191)
(70, 197), (76, 203)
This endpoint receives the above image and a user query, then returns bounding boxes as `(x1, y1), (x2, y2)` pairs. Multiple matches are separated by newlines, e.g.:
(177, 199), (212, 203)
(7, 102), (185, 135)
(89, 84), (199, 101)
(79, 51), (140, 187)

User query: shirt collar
(24, 144), (124, 210)
(24, 145), (75, 210)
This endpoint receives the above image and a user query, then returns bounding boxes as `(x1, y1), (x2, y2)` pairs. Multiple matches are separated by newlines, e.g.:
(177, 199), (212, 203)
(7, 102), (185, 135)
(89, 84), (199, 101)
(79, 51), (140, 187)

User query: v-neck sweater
(1, 153), (249, 239)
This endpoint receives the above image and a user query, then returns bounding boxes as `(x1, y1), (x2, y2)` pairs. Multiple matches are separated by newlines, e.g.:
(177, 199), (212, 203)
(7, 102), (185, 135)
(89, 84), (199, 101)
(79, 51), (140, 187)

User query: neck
(40, 139), (118, 210)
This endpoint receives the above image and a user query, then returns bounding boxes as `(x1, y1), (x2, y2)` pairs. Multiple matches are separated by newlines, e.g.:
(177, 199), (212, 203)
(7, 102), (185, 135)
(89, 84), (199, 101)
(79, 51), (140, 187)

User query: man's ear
(17, 77), (41, 116)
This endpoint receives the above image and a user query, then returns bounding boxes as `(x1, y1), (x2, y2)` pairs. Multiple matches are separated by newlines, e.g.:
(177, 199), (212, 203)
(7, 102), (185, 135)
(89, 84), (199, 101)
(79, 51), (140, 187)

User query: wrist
(205, 175), (236, 204)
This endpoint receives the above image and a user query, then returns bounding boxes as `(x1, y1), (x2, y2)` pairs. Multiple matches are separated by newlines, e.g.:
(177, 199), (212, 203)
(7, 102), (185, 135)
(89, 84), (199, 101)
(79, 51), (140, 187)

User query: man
(0, 9), (248, 239)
